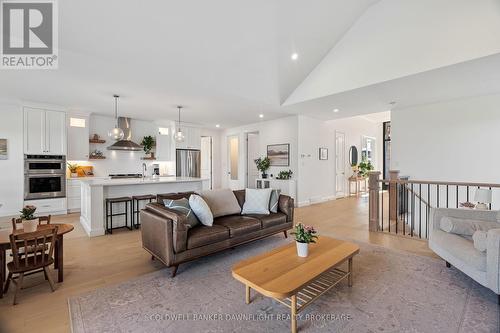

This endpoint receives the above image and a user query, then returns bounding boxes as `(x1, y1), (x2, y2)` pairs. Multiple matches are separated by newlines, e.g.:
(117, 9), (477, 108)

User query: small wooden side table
(348, 175), (368, 196)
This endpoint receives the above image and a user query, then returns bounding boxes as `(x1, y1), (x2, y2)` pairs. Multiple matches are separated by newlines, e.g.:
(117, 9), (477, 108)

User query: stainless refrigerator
(176, 149), (201, 178)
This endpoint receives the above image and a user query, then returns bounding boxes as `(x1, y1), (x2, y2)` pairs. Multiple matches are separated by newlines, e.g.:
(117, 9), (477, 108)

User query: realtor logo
(1, 0), (58, 69)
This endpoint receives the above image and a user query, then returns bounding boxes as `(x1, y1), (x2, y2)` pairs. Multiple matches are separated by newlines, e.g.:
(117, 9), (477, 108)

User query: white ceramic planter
(296, 241), (309, 257)
(22, 219), (38, 232)
(71, 173), (78, 178)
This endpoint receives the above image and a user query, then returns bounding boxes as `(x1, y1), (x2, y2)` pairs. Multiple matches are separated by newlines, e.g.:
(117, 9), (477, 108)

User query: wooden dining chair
(11, 215), (51, 230)
(4, 225), (58, 305)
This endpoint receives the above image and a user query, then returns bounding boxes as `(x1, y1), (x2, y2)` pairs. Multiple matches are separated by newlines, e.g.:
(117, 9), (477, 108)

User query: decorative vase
(296, 241), (309, 257)
(22, 219), (38, 232)
(262, 173), (268, 179)
(150, 152), (155, 159)
(71, 172), (78, 178)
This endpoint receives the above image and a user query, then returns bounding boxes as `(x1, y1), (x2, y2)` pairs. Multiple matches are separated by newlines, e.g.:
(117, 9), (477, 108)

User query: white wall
(392, 94), (500, 183)
(221, 116), (299, 190)
(0, 103), (24, 216)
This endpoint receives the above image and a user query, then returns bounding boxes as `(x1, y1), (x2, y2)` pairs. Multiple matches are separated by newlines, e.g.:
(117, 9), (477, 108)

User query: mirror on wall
(361, 136), (376, 164)
(349, 146), (358, 166)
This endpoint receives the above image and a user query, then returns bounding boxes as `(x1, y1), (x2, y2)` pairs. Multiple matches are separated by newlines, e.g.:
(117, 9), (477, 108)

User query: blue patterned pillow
(164, 198), (199, 228)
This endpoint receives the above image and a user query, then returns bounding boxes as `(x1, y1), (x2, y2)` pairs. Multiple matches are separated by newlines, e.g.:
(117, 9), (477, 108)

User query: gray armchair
(429, 208), (500, 303)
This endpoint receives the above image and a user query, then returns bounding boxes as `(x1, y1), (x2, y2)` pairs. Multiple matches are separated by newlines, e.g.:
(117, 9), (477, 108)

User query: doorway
(201, 136), (213, 190)
(335, 131), (346, 198)
(246, 132), (260, 188)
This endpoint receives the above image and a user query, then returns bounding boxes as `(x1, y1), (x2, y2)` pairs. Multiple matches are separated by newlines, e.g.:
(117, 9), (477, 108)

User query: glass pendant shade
(108, 126), (124, 140)
(173, 106), (185, 143)
(108, 94), (123, 141)
(173, 128), (185, 142)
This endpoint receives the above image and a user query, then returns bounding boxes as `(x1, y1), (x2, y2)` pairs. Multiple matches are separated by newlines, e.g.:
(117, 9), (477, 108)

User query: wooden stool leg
(348, 257), (353, 287)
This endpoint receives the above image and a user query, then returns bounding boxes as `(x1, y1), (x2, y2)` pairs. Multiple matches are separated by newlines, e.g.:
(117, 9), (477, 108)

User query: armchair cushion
(439, 216), (499, 236)
(472, 231), (488, 252)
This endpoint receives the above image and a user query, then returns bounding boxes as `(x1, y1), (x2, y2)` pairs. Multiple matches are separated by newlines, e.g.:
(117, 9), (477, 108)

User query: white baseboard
(79, 215), (105, 237)
(297, 195), (336, 207)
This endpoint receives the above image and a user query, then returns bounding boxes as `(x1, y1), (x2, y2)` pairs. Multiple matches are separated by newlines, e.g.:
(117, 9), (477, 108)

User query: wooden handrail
(379, 179), (500, 189)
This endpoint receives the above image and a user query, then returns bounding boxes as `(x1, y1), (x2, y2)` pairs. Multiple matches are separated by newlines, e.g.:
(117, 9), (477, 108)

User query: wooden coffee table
(232, 236), (359, 333)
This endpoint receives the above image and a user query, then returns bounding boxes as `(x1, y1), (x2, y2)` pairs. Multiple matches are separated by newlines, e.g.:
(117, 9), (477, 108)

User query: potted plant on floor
(141, 135), (155, 159)
(20, 205), (38, 232)
(67, 162), (79, 178)
(291, 223), (318, 257)
(254, 157), (270, 179)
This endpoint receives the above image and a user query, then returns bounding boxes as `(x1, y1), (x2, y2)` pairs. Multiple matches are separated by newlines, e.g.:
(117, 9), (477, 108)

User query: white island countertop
(79, 176), (208, 187)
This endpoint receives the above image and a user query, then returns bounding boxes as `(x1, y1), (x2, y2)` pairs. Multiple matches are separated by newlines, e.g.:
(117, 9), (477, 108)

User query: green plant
(358, 158), (373, 177)
(277, 169), (293, 180)
(254, 157), (270, 174)
(20, 205), (37, 220)
(141, 136), (155, 154)
(67, 162), (78, 173)
(291, 223), (318, 244)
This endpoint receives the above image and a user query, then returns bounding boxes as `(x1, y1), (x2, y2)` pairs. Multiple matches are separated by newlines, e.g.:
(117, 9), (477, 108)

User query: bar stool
(105, 196), (132, 234)
(132, 194), (156, 229)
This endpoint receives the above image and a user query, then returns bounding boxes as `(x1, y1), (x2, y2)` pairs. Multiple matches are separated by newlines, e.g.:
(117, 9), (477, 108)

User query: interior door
(201, 136), (212, 189)
(227, 135), (240, 189)
(335, 131), (346, 198)
(246, 132), (260, 188)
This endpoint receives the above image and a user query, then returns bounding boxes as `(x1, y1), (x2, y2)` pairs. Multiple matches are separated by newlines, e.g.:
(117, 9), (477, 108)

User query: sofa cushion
(198, 189), (241, 218)
(163, 198), (199, 228)
(214, 215), (261, 237)
(189, 194), (214, 226)
(187, 225), (230, 249)
(247, 212), (287, 228)
(432, 229), (486, 271)
(241, 188), (272, 215)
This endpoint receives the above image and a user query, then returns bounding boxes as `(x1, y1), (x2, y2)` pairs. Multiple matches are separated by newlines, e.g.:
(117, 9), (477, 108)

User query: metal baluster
(381, 182), (384, 232)
(411, 183), (414, 237)
(467, 186), (469, 202)
(419, 184), (422, 239)
(446, 185), (449, 208)
(437, 184), (440, 208)
(427, 184), (430, 239)
(456, 185), (459, 208)
(489, 187), (492, 210)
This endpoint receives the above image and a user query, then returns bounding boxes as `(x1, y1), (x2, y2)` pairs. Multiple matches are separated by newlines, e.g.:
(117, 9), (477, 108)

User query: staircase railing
(368, 170), (500, 239)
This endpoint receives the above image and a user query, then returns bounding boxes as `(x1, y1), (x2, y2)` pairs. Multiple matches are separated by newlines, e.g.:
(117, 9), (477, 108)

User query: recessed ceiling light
(215, 124), (220, 128)
(259, 114), (264, 118)
(291, 53), (299, 61)
(333, 109), (339, 113)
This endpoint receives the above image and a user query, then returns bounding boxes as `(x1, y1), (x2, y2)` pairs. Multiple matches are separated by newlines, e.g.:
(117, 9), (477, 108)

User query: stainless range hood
(107, 117), (143, 151)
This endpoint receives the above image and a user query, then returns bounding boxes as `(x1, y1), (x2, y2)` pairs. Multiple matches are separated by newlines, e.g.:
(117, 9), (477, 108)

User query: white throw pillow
(189, 194), (214, 226)
(242, 188), (272, 215)
(472, 230), (487, 252)
(269, 189), (281, 213)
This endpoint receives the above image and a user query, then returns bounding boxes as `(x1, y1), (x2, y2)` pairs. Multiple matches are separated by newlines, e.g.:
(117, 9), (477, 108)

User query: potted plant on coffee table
(20, 205), (38, 232)
(254, 157), (270, 179)
(291, 223), (318, 257)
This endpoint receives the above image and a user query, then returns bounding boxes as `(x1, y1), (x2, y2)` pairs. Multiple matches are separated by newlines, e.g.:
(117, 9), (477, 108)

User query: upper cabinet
(67, 114), (90, 160)
(24, 108), (66, 155)
(176, 126), (201, 150)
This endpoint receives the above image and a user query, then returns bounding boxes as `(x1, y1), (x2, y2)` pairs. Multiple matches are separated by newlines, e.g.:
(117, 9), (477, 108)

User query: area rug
(68, 235), (499, 332)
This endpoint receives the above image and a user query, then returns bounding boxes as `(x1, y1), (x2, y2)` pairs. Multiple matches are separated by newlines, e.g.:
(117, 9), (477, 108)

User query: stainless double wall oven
(24, 155), (66, 200)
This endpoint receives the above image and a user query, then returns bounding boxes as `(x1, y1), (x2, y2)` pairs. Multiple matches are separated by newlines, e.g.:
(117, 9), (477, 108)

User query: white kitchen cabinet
(67, 178), (81, 212)
(176, 126), (201, 150)
(67, 114), (90, 160)
(24, 107), (66, 155)
(24, 198), (67, 215)
(156, 126), (174, 161)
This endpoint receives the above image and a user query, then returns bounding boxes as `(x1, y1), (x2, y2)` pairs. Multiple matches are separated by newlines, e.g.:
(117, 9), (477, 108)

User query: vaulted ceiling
(1, 0), (499, 127)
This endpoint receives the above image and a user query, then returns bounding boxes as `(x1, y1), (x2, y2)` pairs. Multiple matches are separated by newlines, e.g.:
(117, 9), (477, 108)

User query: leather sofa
(140, 190), (294, 276)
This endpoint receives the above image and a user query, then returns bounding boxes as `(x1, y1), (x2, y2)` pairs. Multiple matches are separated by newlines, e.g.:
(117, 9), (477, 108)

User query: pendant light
(173, 105), (185, 143)
(108, 94), (124, 141)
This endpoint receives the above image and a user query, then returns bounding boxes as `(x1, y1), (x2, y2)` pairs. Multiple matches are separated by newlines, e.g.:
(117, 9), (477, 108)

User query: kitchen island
(79, 177), (209, 237)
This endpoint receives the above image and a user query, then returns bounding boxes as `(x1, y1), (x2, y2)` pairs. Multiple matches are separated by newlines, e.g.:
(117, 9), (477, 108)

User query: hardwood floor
(0, 196), (434, 332)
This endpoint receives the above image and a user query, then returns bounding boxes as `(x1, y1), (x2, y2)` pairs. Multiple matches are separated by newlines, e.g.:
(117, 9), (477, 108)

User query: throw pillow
(439, 216), (499, 236)
(241, 188), (273, 215)
(472, 230), (487, 252)
(164, 198), (199, 228)
(189, 194), (214, 226)
(198, 189), (241, 217)
(269, 189), (281, 213)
